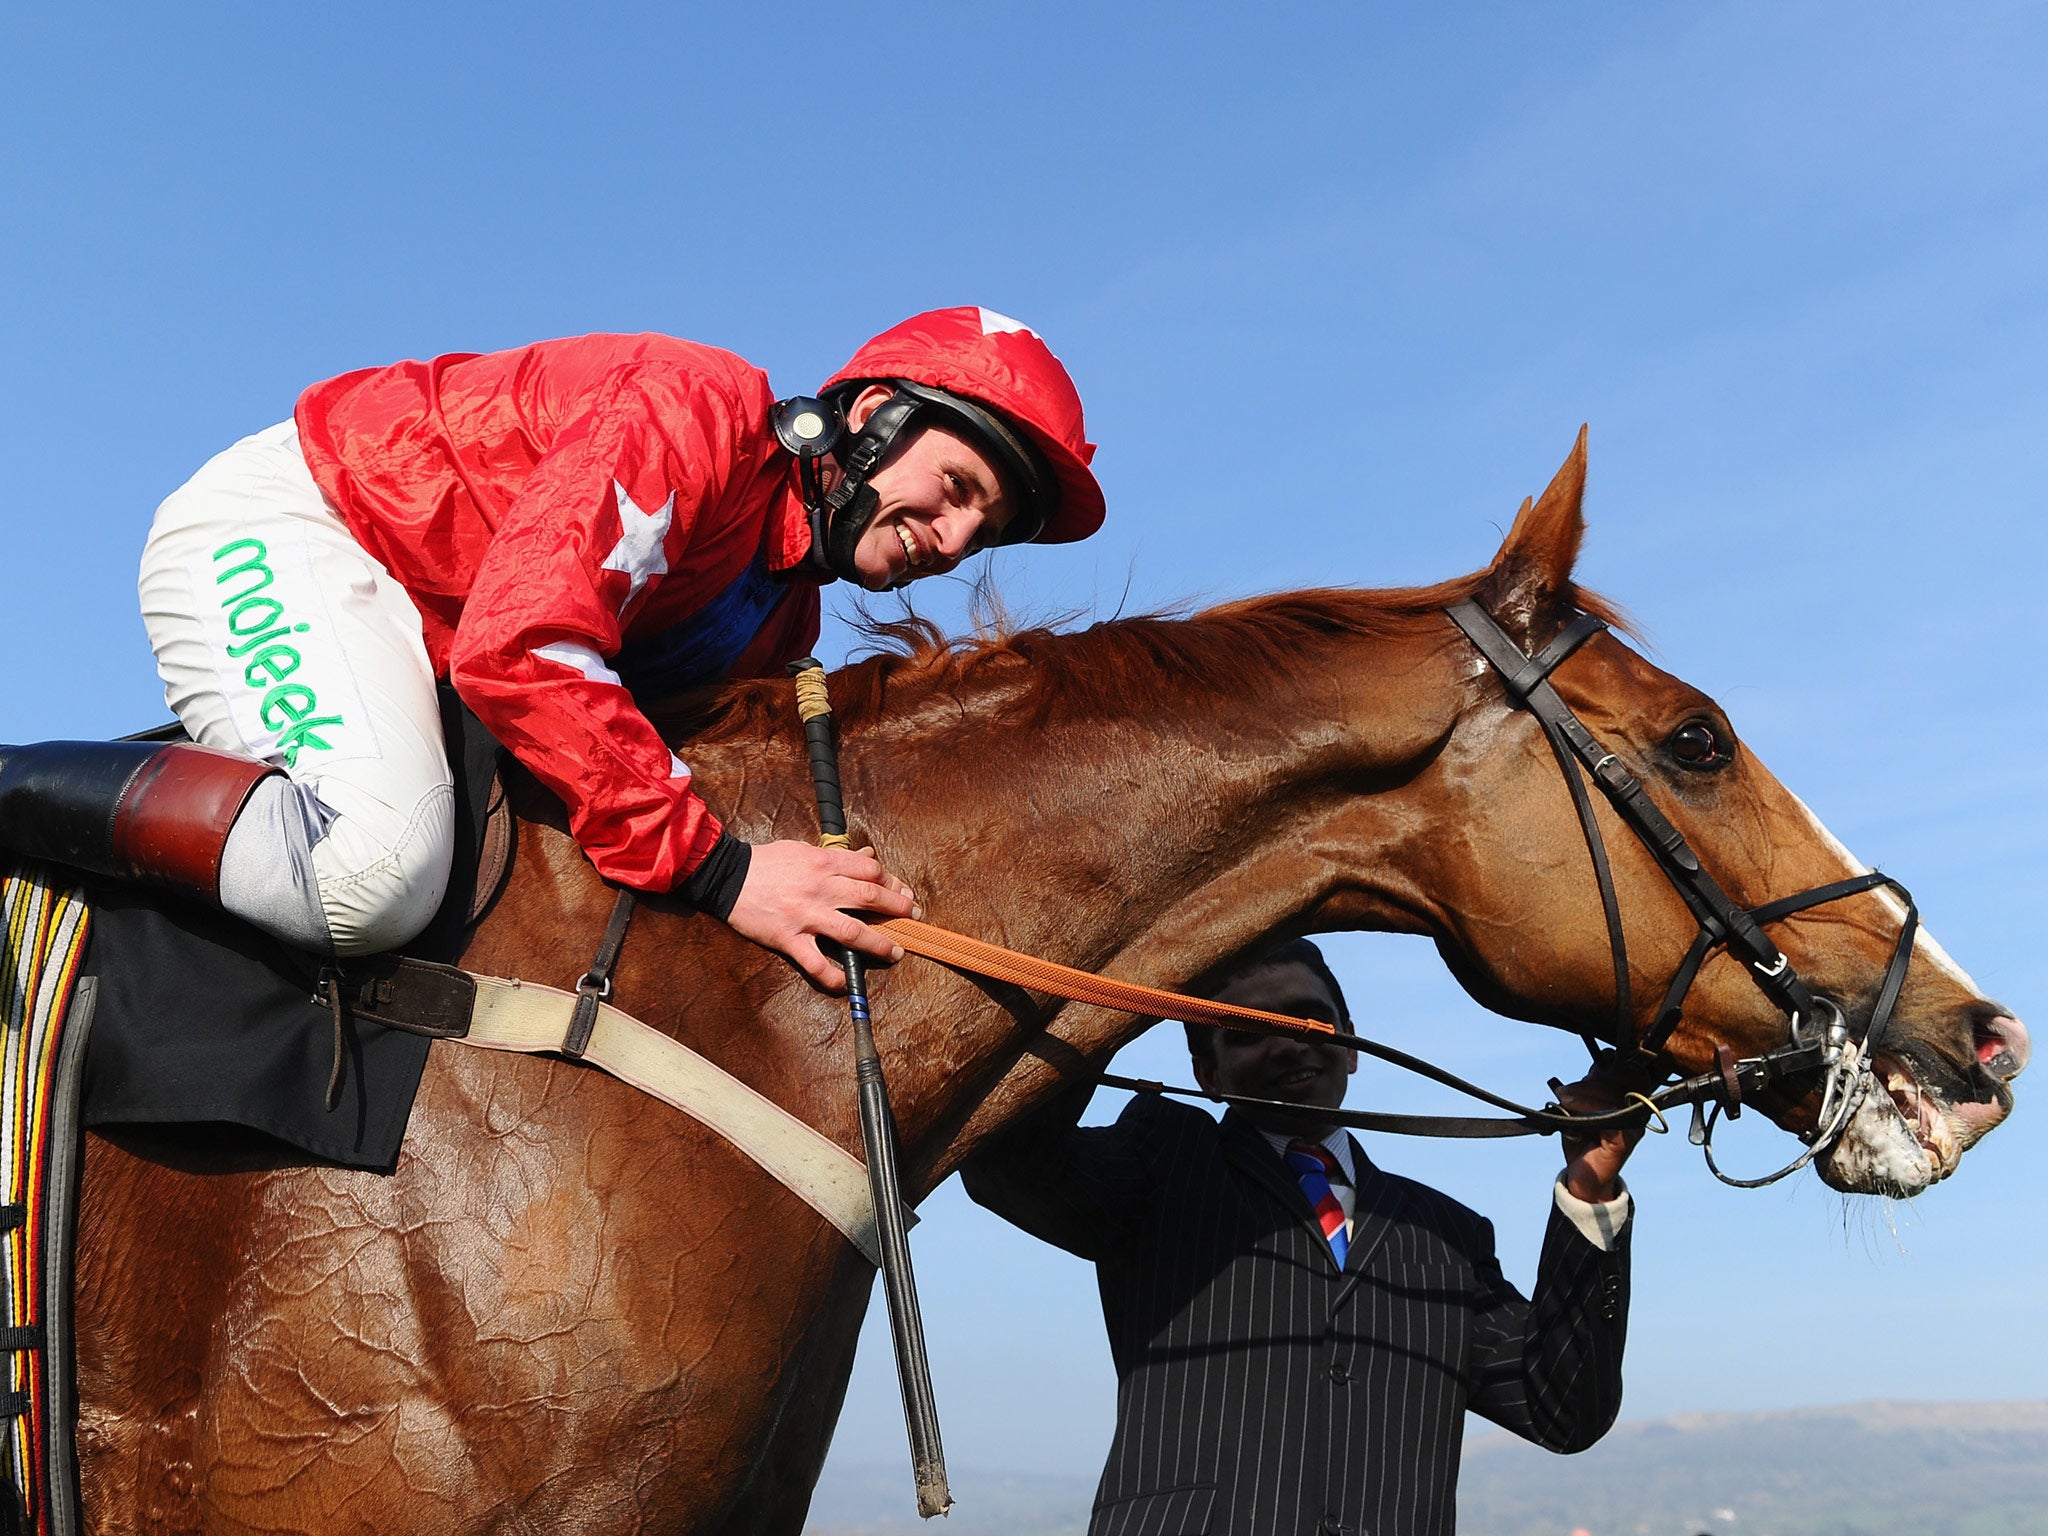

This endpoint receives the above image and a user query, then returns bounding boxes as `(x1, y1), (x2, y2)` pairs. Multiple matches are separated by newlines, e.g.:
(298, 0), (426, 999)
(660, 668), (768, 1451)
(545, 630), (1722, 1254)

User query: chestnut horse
(72, 436), (2026, 1534)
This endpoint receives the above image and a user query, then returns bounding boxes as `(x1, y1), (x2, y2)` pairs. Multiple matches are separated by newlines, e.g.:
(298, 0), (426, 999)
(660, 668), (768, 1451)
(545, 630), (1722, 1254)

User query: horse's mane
(644, 573), (1630, 748)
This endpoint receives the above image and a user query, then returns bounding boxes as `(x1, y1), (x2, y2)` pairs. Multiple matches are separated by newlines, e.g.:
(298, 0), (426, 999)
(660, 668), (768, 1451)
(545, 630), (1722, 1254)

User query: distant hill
(806, 1401), (2048, 1536)
(1458, 1400), (2048, 1536)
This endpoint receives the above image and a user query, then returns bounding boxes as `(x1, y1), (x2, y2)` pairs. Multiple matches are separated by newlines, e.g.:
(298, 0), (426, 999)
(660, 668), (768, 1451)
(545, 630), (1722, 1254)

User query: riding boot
(0, 740), (280, 903)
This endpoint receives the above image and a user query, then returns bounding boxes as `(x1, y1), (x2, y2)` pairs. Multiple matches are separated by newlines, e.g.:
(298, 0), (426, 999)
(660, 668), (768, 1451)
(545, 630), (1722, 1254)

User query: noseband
(1446, 601), (1920, 1186)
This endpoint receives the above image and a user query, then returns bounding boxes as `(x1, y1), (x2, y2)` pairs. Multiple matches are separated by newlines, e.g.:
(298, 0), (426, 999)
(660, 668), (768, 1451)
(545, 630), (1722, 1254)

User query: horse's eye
(1670, 720), (1732, 770)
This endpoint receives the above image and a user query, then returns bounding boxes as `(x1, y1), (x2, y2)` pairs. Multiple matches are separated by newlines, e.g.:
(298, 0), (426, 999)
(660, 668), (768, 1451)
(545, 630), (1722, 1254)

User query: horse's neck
(832, 624), (1469, 1168)
(892, 626), (1463, 954)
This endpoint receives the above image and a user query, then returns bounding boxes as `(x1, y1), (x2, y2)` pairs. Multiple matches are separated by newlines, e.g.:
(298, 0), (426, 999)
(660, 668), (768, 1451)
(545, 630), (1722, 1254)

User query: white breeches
(137, 422), (454, 956)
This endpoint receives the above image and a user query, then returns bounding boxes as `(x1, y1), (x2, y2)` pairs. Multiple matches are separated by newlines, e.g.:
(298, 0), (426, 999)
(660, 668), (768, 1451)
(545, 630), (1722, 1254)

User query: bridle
(1446, 600), (1920, 1186)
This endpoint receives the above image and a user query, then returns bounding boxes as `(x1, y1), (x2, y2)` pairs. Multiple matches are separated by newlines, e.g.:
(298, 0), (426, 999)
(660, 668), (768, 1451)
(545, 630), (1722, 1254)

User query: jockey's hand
(725, 841), (918, 992)
(1554, 1070), (1643, 1205)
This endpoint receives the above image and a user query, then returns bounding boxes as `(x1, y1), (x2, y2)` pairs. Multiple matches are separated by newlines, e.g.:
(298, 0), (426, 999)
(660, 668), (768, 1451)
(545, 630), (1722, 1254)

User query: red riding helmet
(822, 306), (1106, 546)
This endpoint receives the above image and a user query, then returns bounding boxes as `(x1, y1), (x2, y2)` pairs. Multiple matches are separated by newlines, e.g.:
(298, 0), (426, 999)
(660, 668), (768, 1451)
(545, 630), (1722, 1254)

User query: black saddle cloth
(77, 689), (506, 1172)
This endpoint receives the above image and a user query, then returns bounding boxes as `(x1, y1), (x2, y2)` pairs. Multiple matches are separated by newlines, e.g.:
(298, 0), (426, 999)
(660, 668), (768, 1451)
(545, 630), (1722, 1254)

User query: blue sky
(5, 0), (2043, 1499)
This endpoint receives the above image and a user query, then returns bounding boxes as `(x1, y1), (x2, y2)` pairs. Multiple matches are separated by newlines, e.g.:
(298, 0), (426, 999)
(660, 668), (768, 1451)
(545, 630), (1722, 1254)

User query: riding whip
(788, 658), (951, 1518)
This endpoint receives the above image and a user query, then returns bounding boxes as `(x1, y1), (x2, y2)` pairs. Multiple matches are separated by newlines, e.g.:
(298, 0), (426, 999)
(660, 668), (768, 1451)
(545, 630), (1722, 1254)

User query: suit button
(1328, 1363), (1350, 1384)
(1320, 1520), (1351, 1536)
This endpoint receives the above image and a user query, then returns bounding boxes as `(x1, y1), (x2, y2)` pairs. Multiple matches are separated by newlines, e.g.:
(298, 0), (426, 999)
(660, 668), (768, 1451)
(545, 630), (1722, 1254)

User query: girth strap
(457, 975), (904, 1266)
(310, 925), (903, 1262)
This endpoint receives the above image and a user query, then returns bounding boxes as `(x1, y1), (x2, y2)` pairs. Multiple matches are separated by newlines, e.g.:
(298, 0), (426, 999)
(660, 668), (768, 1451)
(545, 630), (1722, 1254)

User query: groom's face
(1194, 962), (1358, 1133)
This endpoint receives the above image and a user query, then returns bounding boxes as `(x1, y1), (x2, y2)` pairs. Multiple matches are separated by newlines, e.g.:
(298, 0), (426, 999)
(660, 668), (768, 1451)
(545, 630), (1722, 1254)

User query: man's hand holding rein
(724, 841), (917, 992)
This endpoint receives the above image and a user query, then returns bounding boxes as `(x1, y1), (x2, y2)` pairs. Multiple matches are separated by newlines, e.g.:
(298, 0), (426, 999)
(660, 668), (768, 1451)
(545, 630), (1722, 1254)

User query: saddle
(75, 685), (513, 1171)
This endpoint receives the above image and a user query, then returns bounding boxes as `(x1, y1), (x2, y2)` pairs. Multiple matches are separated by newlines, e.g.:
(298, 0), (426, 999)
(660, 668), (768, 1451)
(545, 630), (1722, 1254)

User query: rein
(872, 913), (1834, 1152)
(875, 916), (1641, 1135)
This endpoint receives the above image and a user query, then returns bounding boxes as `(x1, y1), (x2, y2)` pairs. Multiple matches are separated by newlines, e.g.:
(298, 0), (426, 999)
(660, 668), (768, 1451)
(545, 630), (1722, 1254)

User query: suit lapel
(1333, 1135), (1405, 1305)
(1218, 1111), (1346, 1275)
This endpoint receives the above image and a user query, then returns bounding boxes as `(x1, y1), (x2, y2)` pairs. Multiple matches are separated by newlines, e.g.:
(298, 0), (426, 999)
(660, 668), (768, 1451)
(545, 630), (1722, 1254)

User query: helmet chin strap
(818, 481), (889, 587)
(790, 391), (926, 585)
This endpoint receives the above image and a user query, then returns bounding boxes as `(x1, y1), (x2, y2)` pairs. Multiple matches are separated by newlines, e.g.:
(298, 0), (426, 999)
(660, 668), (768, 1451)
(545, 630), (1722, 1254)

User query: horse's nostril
(1974, 1014), (2030, 1080)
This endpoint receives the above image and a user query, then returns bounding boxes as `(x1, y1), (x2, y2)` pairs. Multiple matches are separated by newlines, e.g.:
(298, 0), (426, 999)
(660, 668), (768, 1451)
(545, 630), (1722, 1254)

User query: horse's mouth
(1878, 1055), (1962, 1174)
(1819, 1038), (2018, 1197)
(1817, 1059), (1947, 1196)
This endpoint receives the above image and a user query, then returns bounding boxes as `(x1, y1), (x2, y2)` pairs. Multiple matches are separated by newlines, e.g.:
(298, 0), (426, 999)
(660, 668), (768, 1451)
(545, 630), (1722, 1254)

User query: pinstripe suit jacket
(962, 1094), (1628, 1536)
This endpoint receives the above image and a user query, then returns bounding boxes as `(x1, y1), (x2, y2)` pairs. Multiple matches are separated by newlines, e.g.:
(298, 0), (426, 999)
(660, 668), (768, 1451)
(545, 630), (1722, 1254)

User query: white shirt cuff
(1553, 1174), (1631, 1251)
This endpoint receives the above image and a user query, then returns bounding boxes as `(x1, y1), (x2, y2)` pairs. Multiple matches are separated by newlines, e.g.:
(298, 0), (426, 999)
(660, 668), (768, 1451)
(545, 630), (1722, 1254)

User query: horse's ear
(1476, 426), (1588, 648)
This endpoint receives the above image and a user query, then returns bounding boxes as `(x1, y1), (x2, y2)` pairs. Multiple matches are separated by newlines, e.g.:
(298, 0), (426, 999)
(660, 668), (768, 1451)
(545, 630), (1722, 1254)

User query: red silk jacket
(296, 333), (824, 892)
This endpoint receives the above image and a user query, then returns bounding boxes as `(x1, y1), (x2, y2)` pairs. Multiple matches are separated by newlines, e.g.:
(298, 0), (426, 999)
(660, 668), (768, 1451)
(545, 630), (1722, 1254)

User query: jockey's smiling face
(834, 384), (1017, 591)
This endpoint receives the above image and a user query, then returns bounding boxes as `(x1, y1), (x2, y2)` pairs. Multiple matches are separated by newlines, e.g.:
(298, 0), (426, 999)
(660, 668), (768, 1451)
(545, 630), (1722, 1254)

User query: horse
(71, 434), (2027, 1534)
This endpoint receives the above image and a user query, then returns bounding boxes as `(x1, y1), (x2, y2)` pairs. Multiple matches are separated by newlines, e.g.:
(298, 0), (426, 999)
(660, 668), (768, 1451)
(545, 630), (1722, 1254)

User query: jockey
(0, 307), (1104, 988)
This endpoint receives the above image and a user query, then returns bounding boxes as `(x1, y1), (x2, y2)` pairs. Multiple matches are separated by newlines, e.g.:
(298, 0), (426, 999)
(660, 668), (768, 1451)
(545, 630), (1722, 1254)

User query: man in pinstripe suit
(963, 939), (1636, 1536)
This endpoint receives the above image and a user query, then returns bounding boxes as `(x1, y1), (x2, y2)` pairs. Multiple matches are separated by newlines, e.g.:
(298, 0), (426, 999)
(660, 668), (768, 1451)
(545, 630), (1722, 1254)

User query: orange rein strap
(876, 916), (1672, 1135)
(877, 917), (1340, 1039)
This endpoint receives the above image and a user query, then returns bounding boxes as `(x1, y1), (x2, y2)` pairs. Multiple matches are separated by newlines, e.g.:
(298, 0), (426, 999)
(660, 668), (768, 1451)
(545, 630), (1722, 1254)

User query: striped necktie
(1284, 1140), (1349, 1267)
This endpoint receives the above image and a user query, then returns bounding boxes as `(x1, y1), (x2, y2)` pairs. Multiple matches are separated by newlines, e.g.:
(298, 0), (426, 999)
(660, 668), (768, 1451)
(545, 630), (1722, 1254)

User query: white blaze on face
(1782, 788), (1985, 997)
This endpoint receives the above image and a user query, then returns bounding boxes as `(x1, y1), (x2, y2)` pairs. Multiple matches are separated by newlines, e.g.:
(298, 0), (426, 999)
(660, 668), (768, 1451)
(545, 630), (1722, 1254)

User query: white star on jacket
(600, 479), (674, 612)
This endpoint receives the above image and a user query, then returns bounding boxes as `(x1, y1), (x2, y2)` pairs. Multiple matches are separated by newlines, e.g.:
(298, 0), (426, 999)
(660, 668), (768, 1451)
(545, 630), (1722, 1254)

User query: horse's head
(1426, 431), (2026, 1196)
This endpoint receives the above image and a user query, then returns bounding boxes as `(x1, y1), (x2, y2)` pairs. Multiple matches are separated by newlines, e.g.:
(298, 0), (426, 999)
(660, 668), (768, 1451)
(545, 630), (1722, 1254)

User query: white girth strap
(457, 976), (897, 1267)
